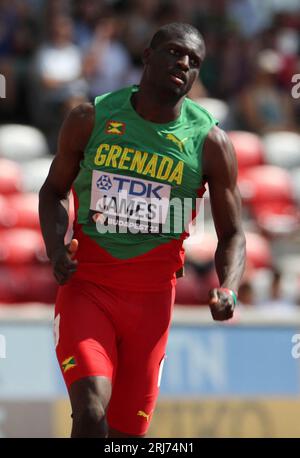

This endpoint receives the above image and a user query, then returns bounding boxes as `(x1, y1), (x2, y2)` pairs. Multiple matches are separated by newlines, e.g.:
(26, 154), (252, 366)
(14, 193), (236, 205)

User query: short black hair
(150, 22), (205, 55)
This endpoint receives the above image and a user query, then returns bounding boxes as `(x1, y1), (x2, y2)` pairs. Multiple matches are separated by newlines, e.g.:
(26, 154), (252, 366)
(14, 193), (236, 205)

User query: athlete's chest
(84, 116), (202, 188)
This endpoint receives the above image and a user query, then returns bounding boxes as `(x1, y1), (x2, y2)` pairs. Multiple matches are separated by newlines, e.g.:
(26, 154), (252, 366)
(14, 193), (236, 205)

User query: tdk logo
(97, 175), (112, 191)
(113, 176), (164, 199)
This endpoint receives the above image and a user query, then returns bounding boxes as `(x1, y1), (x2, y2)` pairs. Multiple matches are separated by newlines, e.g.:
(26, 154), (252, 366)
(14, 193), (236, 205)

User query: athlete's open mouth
(169, 71), (186, 86)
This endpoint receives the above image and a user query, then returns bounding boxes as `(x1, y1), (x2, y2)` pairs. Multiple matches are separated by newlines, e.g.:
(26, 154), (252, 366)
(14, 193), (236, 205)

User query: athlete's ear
(142, 47), (152, 65)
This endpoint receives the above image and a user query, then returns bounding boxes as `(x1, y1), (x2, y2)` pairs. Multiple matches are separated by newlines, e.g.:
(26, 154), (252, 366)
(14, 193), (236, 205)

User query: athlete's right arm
(38, 103), (95, 284)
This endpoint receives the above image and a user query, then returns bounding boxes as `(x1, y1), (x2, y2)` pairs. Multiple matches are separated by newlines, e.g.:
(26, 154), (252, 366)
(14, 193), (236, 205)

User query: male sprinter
(39, 23), (246, 438)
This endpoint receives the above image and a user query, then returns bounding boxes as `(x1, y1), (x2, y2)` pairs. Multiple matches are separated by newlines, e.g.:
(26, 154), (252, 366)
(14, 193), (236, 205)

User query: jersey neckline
(126, 85), (185, 128)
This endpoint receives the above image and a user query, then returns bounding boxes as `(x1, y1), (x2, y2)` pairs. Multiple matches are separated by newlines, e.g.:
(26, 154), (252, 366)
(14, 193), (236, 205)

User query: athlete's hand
(50, 239), (79, 285)
(208, 288), (236, 321)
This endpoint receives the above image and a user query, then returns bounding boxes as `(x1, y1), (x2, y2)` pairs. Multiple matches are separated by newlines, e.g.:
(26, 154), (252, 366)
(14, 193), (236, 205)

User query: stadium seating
(0, 265), (57, 304)
(0, 124), (49, 162)
(22, 157), (53, 193)
(290, 167), (300, 205)
(0, 125), (50, 302)
(245, 232), (273, 269)
(262, 131), (300, 169)
(5, 193), (40, 230)
(0, 227), (58, 303)
(228, 131), (265, 171)
(0, 194), (18, 229)
(262, 131), (300, 170)
(176, 231), (272, 304)
(0, 158), (23, 195)
(0, 228), (45, 265)
(238, 165), (299, 235)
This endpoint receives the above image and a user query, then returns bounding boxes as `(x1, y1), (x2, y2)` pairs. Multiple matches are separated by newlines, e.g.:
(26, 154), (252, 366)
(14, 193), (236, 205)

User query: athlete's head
(142, 23), (205, 98)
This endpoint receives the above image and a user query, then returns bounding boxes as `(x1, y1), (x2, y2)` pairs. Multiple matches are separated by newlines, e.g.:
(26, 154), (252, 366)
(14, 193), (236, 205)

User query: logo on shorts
(62, 356), (76, 373)
(96, 175), (113, 191)
(105, 120), (126, 135)
(137, 410), (152, 422)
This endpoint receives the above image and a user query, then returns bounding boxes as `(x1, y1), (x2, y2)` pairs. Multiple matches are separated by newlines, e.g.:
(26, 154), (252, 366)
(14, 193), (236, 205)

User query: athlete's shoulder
(205, 125), (233, 150)
(69, 102), (95, 122)
(203, 125), (237, 180)
(61, 102), (95, 148)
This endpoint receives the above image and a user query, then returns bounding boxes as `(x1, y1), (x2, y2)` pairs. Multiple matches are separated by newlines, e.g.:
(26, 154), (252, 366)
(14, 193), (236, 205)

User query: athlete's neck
(131, 83), (184, 124)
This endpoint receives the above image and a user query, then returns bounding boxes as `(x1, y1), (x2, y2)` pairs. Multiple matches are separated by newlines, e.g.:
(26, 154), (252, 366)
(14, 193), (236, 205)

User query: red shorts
(54, 278), (175, 435)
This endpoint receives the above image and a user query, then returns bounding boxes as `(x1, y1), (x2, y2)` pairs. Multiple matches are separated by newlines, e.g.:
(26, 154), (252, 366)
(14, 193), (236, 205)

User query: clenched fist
(50, 238), (79, 285)
(208, 287), (237, 321)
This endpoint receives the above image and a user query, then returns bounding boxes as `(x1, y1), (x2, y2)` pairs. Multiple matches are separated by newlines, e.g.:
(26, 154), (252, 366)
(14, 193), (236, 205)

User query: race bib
(90, 171), (171, 233)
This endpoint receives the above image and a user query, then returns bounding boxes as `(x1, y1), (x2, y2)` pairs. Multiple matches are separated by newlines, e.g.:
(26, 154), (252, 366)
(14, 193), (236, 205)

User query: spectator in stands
(73, 0), (107, 52)
(0, 1), (38, 123)
(31, 14), (87, 150)
(237, 49), (297, 134)
(82, 15), (132, 99)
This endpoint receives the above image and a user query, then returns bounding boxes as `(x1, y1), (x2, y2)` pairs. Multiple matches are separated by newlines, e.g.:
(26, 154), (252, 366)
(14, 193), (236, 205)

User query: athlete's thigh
(68, 375), (112, 417)
(54, 279), (118, 389)
(107, 286), (175, 436)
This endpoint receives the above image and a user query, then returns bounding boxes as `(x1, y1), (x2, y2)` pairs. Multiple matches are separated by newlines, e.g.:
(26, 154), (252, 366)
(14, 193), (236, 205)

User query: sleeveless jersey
(72, 85), (218, 290)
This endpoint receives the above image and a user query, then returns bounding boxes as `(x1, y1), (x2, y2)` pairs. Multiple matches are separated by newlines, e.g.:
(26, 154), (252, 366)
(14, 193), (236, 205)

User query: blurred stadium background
(0, 0), (300, 438)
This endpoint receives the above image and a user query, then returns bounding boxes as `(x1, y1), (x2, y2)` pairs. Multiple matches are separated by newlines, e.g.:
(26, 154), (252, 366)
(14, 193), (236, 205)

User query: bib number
(90, 171), (171, 233)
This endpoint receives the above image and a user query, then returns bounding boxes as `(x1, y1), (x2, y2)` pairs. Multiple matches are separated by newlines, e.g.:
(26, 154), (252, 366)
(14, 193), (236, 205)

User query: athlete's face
(143, 33), (205, 97)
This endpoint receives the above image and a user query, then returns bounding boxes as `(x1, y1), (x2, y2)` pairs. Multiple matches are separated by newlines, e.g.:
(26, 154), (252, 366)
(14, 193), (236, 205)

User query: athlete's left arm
(202, 126), (246, 321)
